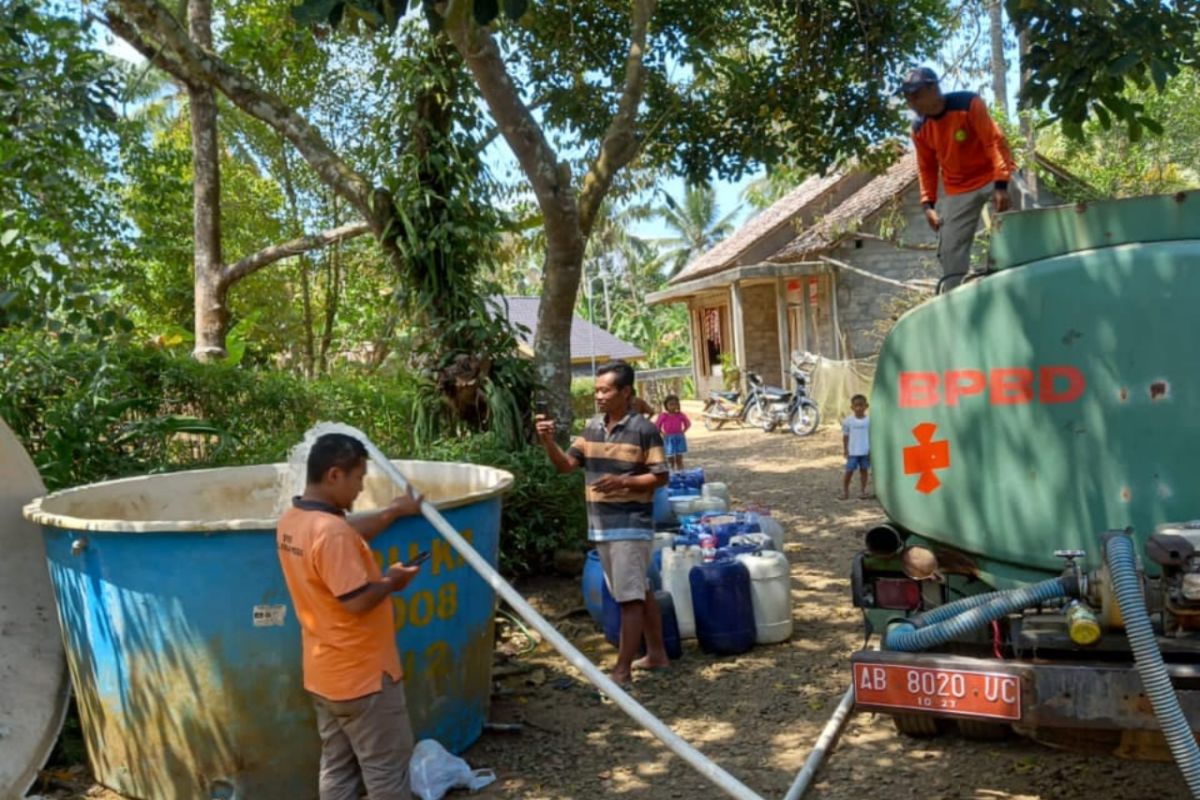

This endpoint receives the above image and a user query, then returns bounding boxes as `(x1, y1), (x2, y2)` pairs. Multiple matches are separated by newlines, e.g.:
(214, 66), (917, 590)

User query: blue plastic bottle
(689, 559), (756, 655)
(602, 584), (683, 660)
(581, 550), (606, 626)
(586, 548), (661, 630)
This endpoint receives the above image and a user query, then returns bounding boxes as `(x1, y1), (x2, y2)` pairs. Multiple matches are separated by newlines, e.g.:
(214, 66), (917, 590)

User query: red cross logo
(903, 422), (950, 494)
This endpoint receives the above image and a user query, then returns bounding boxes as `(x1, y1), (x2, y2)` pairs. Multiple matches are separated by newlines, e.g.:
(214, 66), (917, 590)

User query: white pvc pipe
(782, 686), (856, 800)
(361, 441), (764, 800)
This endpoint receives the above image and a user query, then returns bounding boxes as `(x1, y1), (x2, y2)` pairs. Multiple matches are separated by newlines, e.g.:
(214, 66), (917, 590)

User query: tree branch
(103, 0), (377, 224)
(577, 0), (657, 237)
(442, 6), (580, 242)
(221, 221), (371, 288)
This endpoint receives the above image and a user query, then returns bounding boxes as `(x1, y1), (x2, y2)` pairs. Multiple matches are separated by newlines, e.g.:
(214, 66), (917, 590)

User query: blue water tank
(23, 460), (512, 800)
(602, 585), (682, 660)
(689, 559), (755, 656)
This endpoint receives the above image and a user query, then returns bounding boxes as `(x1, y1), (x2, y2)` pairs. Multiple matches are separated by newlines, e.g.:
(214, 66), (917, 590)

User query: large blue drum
(24, 459), (512, 800)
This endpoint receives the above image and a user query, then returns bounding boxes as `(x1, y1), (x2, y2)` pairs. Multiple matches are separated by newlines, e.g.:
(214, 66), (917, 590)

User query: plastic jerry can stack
(701, 481), (730, 506)
(688, 558), (756, 656)
(756, 513), (785, 552)
(661, 545), (703, 638)
(582, 549), (661, 627)
(735, 551), (794, 644)
(601, 584), (683, 660)
(652, 485), (673, 527)
(692, 496), (727, 514)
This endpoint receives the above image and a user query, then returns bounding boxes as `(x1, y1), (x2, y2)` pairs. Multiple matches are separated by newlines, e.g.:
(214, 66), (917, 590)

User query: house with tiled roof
(492, 296), (644, 374)
(646, 152), (1069, 397)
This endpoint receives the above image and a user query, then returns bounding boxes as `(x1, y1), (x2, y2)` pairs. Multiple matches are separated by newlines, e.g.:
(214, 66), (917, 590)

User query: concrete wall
(740, 282), (782, 387)
(832, 185), (938, 358)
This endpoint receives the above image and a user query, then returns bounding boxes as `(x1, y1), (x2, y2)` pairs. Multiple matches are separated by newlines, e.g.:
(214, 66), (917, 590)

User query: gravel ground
(42, 413), (1185, 799)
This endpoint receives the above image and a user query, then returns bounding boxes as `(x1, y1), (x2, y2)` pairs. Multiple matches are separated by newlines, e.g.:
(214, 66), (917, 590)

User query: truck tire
(892, 714), (943, 738)
(955, 719), (1011, 741)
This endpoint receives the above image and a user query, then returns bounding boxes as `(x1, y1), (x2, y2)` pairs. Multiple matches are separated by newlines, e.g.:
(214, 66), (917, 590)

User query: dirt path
(469, 420), (1185, 800)
(45, 417), (1184, 799)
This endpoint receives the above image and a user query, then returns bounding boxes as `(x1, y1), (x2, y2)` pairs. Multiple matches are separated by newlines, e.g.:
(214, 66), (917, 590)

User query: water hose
(885, 576), (1075, 652)
(331, 425), (764, 800)
(781, 686), (856, 800)
(1106, 534), (1200, 798)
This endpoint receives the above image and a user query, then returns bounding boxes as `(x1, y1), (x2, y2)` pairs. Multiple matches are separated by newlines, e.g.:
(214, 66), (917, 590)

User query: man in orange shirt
(277, 432), (424, 800)
(900, 67), (1016, 283)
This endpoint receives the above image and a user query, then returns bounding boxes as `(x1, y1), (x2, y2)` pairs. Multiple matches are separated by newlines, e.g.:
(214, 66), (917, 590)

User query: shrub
(0, 332), (584, 575)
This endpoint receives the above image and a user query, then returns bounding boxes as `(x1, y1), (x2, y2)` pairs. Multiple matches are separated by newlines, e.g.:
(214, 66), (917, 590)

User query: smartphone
(409, 550), (431, 567)
(534, 400), (550, 419)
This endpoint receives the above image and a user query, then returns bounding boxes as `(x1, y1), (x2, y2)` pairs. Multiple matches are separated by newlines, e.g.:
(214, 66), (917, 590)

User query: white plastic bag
(410, 738), (496, 800)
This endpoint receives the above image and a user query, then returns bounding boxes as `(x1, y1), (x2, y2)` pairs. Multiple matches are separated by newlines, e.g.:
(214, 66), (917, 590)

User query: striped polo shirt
(568, 411), (668, 542)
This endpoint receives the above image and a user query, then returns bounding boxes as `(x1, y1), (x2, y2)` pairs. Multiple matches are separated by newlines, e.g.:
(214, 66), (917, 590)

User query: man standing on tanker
(536, 360), (671, 686)
(900, 66), (1016, 282)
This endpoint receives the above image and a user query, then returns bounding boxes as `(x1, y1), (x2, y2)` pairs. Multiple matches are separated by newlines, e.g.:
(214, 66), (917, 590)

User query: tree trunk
(187, 0), (226, 361)
(318, 196), (342, 374)
(601, 263), (612, 329)
(279, 145), (315, 377)
(1018, 28), (1038, 197)
(989, 0), (1009, 118)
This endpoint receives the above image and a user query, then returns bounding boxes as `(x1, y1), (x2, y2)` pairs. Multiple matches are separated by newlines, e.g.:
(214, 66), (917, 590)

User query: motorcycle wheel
(744, 402), (767, 429)
(789, 401), (820, 436)
(703, 415), (725, 431)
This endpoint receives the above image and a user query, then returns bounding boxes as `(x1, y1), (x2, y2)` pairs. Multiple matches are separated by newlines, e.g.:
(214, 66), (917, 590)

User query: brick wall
(740, 283), (782, 386)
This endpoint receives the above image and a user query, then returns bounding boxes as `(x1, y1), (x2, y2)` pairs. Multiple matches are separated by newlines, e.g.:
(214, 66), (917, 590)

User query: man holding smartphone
(536, 360), (671, 685)
(277, 432), (424, 800)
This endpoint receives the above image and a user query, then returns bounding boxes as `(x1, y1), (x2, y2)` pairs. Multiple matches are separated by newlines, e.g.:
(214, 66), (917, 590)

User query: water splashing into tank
(274, 421), (403, 516)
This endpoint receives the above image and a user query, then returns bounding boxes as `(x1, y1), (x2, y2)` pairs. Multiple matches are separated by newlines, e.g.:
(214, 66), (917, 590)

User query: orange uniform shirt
(911, 91), (1014, 205)
(277, 500), (401, 701)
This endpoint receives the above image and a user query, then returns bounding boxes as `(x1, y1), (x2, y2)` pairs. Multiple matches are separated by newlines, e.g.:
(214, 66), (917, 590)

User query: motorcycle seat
(711, 390), (740, 401)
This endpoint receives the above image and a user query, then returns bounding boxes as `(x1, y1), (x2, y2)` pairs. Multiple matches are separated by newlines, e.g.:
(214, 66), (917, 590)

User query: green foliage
(654, 184), (740, 277)
(1008, 0), (1200, 141)
(501, 1), (949, 182)
(0, 2), (131, 339)
(1, 332), (579, 574)
(290, 0), (529, 32)
(0, 332), (420, 491)
(426, 434), (585, 576)
(1034, 69), (1200, 199)
(570, 377), (596, 423)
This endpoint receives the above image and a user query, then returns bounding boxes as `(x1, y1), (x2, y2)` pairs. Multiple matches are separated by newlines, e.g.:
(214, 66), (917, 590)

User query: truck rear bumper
(852, 649), (1200, 732)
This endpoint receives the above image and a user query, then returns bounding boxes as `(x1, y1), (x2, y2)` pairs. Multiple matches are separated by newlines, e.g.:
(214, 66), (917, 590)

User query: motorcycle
(701, 387), (748, 430)
(744, 364), (820, 436)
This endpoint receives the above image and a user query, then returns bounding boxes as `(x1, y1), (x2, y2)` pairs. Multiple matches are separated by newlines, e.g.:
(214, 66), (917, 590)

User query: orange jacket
(912, 92), (1014, 205)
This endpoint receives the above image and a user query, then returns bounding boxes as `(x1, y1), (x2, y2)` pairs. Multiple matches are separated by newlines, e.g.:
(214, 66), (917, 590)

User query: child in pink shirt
(655, 395), (691, 471)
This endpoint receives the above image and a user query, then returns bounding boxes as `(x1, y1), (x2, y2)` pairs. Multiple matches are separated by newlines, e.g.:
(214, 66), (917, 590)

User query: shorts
(596, 539), (652, 603)
(663, 434), (688, 457)
(845, 454), (871, 473)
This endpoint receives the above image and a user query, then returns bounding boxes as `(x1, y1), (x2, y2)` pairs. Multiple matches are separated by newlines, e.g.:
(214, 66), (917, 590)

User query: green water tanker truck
(851, 191), (1200, 780)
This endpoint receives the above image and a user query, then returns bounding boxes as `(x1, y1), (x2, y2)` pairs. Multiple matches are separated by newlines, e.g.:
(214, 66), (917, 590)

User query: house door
(693, 304), (731, 394)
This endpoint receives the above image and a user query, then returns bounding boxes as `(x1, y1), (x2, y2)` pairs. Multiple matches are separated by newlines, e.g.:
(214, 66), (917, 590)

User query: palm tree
(654, 184), (739, 277)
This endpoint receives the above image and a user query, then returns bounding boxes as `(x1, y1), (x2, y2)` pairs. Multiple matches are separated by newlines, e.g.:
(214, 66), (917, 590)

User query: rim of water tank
(23, 460), (515, 533)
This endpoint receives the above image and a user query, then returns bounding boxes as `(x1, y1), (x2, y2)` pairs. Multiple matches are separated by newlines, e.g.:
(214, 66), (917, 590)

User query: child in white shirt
(841, 394), (871, 500)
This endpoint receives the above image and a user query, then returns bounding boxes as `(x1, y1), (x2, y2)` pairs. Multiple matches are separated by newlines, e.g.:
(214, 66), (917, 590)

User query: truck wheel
(955, 719), (1011, 741)
(892, 714), (944, 738)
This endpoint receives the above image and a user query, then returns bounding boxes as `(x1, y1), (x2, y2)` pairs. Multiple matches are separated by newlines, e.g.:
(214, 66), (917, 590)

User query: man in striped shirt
(537, 360), (671, 685)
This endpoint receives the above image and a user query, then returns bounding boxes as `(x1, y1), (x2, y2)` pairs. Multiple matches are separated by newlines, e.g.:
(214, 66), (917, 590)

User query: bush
(426, 435), (586, 576)
(0, 332), (583, 575)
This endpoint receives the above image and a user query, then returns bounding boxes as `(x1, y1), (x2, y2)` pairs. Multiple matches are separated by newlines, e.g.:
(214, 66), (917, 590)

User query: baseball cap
(897, 66), (939, 96)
